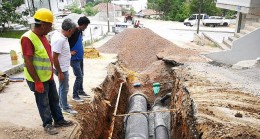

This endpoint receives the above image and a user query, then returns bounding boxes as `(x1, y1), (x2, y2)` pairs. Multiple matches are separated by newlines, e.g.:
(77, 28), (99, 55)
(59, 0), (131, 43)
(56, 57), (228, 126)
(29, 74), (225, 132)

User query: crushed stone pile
(98, 28), (203, 72)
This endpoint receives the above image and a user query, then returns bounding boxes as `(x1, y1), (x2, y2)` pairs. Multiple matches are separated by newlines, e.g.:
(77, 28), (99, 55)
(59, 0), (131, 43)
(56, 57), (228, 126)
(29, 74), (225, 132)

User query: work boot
(72, 96), (84, 102)
(44, 124), (58, 135)
(54, 120), (73, 127)
(62, 108), (78, 115)
(78, 90), (91, 98)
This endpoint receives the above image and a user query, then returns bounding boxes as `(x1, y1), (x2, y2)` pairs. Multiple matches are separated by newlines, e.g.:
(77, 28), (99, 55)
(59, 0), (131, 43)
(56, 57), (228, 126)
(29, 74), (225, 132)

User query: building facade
(24, 0), (80, 14)
(111, 0), (147, 13)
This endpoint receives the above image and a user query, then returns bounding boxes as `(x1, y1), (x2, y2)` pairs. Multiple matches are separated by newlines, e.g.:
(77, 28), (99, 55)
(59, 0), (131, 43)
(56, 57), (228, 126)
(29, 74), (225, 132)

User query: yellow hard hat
(33, 8), (54, 23)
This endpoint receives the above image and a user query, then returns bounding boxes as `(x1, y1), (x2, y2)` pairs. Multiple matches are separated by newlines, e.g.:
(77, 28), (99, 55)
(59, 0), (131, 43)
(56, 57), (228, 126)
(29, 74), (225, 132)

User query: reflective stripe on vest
(21, 30), (52, 82)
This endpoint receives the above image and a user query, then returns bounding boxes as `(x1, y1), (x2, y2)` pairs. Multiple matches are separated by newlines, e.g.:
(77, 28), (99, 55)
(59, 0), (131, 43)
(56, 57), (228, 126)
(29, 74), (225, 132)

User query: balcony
(216, 0), (260, 15)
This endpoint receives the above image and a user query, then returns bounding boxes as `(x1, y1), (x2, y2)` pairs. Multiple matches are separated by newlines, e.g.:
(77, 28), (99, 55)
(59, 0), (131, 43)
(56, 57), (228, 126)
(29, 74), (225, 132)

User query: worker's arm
(70, 50), (77, 55)
(53, 52), (64, 81)
(23, 55), (44, 93)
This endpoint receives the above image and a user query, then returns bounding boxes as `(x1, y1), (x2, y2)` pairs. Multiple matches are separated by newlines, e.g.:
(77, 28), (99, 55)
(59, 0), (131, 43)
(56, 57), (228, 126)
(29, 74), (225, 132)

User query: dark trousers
(70, 59), (84, 98)
(27, 80), (64, 127)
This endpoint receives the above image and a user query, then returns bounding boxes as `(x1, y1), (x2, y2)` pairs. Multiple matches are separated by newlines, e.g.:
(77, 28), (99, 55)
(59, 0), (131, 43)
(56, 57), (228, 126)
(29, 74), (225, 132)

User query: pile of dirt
(84, 48), (100, 58)
(98, 28), (204, 72)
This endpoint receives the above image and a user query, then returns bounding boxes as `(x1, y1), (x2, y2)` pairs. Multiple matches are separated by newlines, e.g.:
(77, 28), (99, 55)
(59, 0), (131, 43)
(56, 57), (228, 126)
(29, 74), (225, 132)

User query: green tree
(174, 2), (191, 22)
(2, 0), (24, 7)
(147, 0), (188, 21)
(145, 0), (232, 21)
(66, 2), (82, 14)
(83, 2), (98, 16)
(0, 1), (27, 30)
(189, 0), (222, 16)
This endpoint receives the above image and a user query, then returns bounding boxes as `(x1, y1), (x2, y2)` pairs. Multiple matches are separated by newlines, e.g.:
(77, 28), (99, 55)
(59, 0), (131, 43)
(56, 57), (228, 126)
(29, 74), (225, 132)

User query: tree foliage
(65, 2), (82, 14)
(2, 0), (24, 8)
(147, 0), (233, 21)
(83, 2), (98, 16)
(189, 0), (222, 16)
(0, 1), (27, 29)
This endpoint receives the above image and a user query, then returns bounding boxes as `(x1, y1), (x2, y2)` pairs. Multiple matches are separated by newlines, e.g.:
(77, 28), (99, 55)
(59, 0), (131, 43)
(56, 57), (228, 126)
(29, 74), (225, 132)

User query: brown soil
(172, 64), (260, 139)
(98, 28), (205, 72)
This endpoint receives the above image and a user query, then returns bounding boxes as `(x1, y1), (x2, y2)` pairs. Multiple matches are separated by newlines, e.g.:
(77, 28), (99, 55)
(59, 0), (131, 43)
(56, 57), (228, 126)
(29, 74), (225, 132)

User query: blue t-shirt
(69, 28), (84, 60)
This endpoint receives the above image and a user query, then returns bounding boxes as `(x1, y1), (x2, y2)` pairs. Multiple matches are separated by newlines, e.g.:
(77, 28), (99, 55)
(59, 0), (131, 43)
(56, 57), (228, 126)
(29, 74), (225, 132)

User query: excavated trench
(68, 27), (260, 139)
(73, 61), (201, 139)
(73, 28), (204, 139)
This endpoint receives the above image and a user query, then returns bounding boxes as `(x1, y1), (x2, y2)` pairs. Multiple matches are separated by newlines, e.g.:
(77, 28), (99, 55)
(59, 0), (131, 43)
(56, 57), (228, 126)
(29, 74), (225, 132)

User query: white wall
(131, 0), (147, 12)
(23, 0), (73, 15)
(50, 0), (59, 14)
(56, 0), (74, 11)
(112, 0), (147, 12)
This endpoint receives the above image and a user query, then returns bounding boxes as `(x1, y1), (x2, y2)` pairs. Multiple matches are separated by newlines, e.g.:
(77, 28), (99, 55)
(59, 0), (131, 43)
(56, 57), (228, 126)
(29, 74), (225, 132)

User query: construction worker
(51, 18), (78, 115)
(20, 8), (73, 135)
(134, 20), (141, 28)
(68, 16), (91, 102)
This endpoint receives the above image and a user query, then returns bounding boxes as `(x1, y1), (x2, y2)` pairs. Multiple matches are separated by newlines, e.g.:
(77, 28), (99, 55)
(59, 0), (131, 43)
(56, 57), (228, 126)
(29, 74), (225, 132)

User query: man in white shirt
(51, 18), (77, 115)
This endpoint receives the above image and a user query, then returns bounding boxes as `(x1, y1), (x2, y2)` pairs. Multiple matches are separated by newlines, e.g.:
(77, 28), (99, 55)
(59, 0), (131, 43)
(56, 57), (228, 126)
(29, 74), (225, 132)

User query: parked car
(10, 24), (29, 30)
(112, 22), (129, 34)
(135, 13), (145, 18)
(203, 16), (230, 27)
(184, 14), (209, 26)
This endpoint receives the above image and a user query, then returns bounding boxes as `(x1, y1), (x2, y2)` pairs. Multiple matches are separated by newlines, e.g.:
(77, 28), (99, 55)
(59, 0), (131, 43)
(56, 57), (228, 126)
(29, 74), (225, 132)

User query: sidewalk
(0, 38), (23, 75)
(0, 33), (115, 75)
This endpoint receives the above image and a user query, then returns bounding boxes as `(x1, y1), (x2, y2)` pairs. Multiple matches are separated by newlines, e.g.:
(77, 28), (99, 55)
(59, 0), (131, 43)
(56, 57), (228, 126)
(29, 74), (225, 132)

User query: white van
(184, 14), (209, 26)
(112, 22), (129, 34)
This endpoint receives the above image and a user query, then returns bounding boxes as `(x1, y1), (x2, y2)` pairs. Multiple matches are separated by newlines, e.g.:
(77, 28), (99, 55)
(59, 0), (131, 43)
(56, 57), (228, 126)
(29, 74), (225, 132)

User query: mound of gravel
(98, 28), (201, 71)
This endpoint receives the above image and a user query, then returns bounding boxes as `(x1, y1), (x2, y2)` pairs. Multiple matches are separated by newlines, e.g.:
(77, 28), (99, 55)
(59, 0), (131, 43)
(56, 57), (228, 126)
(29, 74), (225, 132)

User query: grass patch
(0, 30), (27, 39)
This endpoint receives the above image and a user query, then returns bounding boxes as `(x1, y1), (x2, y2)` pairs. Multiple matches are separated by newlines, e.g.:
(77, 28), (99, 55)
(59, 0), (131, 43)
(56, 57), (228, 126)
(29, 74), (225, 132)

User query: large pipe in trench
(154, 106), (169, 139)
(152, 97), (170, 139)
(124, 92), (149, 139)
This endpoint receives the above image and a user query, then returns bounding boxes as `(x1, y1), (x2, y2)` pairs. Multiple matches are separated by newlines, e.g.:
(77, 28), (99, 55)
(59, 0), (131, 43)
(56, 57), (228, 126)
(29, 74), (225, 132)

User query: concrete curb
(3, 63), (24, 76)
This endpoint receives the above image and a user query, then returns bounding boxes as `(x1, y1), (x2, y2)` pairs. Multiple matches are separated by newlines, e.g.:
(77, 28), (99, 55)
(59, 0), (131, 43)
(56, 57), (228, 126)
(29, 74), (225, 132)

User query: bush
(65, 2), (82, 14)
(71, 8), (82, 14)
(83, 5), (98, 16)
(0, 30), (27, 39)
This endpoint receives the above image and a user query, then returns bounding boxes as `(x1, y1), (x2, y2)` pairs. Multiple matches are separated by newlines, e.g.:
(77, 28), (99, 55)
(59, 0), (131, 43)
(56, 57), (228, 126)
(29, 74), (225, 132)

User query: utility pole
(113, 1), (115, 24)
(32, 0), (35, 14)
(107, 0), (110, 32)
(48, 0), (51, 11)
(196, 0), (202, 34)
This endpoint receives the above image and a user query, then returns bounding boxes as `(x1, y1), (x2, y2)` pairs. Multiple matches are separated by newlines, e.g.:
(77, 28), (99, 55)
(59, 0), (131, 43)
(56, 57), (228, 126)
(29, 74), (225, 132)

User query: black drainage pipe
(124, 92), (149, 139)
(155, 125), (169, 139)
(153, 104), (170, 139)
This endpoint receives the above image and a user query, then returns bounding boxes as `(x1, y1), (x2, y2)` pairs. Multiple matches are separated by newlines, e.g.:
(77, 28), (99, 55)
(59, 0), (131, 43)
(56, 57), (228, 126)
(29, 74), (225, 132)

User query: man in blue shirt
(68, 16), (91, 102)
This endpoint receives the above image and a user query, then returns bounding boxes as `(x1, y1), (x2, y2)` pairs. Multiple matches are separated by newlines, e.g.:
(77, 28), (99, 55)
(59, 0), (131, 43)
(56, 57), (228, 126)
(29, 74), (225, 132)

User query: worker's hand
(71, 50), (77, 56)
(35, 82), (44, 93)
(58, 72), (64, 81)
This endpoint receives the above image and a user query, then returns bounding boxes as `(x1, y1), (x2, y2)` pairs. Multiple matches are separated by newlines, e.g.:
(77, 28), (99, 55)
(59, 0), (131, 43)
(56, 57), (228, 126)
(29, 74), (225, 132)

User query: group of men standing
(20, 8), (90, 135)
